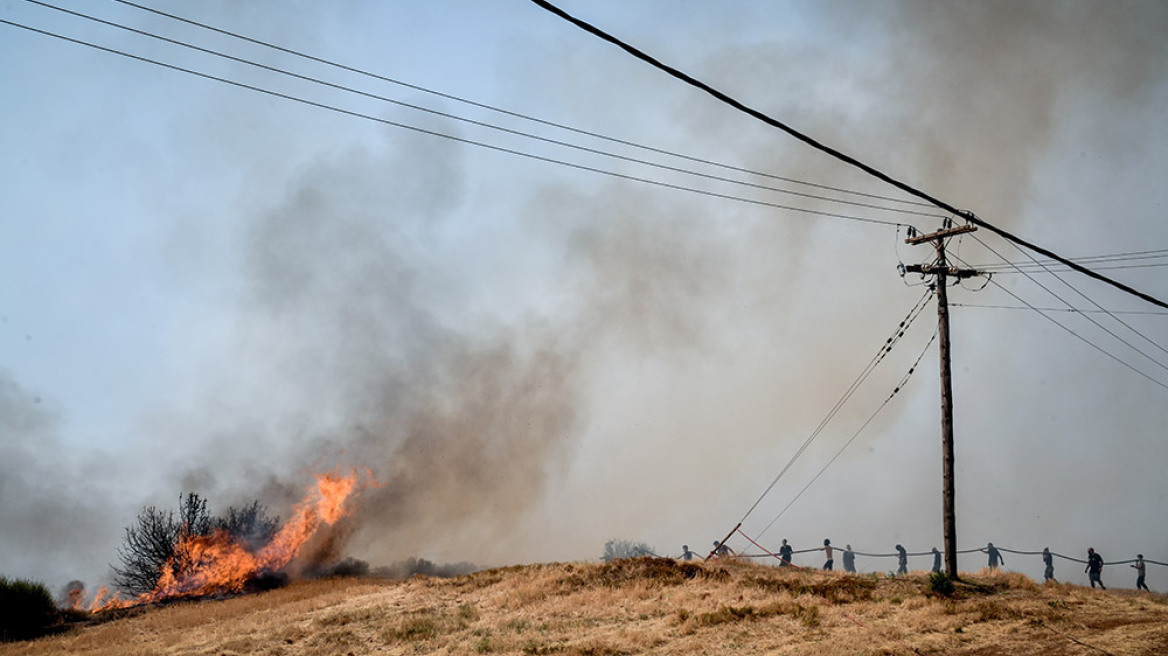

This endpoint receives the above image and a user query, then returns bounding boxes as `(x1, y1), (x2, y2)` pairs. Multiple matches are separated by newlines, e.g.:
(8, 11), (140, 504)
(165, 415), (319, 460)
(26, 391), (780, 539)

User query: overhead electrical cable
(984, 249), (1168, 265)
(528, 0), (1168, 311)
(975, 236), (1168, 360)
(980, 262), (1168, 275)
(0, 17), (906, 228)
(968, 235), (1168, 369)
(975, 248), (1168, 271)
(101, 0), (933, 210)
(947, 251), (1168, 392)
(735, 290), (933, 526)
(22, 0), (942, 222)
(952, 303), (1168, 316)
(754, 327), (938, 540)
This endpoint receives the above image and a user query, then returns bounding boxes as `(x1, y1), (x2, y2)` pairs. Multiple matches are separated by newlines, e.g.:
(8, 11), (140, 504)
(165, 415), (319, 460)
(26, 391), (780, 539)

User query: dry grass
(7, 559), (1168, 655)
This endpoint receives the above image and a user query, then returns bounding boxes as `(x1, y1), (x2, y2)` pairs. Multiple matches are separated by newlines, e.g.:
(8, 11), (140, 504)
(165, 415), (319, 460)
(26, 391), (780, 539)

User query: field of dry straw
(8, 557), (1168, 655)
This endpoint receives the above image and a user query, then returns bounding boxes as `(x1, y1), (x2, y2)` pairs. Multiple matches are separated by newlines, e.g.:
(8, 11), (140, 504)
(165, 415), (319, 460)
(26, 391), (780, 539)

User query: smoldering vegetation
(310, 557), (478, 581)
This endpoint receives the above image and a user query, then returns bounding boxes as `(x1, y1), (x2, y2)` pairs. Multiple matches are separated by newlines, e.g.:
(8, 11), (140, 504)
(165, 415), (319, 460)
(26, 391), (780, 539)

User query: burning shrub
(112, 493), (212, 596)
(0, 576), (58, 641)
(94, 472), (364, 610)
(112, 493), (281, 597)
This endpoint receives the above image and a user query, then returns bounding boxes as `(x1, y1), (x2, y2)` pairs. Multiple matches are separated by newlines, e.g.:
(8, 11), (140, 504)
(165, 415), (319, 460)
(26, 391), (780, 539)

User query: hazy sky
(2, 0), (1167, 595)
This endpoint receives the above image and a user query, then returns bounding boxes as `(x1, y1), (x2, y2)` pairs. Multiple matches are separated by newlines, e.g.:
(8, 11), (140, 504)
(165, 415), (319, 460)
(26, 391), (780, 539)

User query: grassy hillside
(7, 558), (1168, 655)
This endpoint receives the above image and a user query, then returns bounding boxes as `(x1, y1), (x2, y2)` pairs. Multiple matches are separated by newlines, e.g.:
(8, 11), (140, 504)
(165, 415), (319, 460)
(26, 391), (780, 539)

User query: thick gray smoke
(0, 374), (133, 593)
(157, 129), (753, 567)
(2, 0), (1166, 594)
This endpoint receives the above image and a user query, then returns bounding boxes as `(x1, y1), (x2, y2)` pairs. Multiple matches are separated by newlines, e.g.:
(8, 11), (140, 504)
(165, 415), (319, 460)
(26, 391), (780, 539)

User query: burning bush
(112, 493), (210, 596)
(112, 493), (279, 597)
(0, 576), (58, 642)
(93, 471), (365, 610)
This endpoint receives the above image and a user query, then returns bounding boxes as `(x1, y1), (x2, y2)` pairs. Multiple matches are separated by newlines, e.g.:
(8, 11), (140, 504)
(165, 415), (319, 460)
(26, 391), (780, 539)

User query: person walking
(821, 539), (834, 571)
(843, 545), (856, 573)
(1085, 547), (1105, 590)
(896, 544), (908, 575)
(778, 539), (794, 567)
(982, 542), (1004, 569)
(931, 547), (942, 573)
(1133, 554), (1149, 591)
(1042, 547), (1055, 582)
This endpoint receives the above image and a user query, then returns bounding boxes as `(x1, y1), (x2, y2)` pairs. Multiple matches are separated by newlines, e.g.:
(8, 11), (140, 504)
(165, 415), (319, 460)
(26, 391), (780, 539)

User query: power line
(949, 234), (1168, 389)
(975, 235), (1168, 360)
(968, 235), (1168, 372)
(982, 247), (1168, 263)
(736, 290), (933, 526)
(947, 251), (1168, 392)
(982, 262), (1168, 274)
(101, 0), (935, 211)
(975, 248), (1168, 271)
(21, 0), (942, 223)
(527, 0), (1168, 311)
(952, 303), (1168, 316)
(0, 17), (907, 228)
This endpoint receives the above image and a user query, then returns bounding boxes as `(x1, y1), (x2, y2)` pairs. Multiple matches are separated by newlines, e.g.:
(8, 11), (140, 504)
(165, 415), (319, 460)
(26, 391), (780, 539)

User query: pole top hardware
(905, 224), (977, 246)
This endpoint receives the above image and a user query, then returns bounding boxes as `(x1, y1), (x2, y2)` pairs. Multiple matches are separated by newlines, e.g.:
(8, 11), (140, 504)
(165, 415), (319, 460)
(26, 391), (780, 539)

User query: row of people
(971, 543), (1147, 591)
(683, 541), (1151, 591)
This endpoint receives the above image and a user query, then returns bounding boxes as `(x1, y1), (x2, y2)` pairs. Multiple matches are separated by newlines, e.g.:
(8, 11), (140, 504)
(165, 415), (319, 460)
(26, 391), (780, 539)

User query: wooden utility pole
(904, 223), (981, 577)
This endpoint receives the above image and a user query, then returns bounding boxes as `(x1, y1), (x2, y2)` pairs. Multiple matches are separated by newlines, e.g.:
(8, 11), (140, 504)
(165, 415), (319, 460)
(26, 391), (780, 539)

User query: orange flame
(64, 585), (85, 611)
(256, 470), (359, 571)
(88, 470), (364, 611)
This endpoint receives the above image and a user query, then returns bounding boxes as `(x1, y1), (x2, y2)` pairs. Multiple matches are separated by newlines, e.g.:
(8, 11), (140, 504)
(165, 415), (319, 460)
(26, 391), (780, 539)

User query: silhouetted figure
(778, 539), (793, 567)
(713, 540), (735, 558)
(1085, 548), (1105, 589)
(843, 545), (856, 573)
(932, 547), (942, 573)
(680, 545), (696, 561)
(1133, 554), (1149, 591)
(895, 544), (908, 574)
(1042, 547), (1055, 582)
(982, 542), (1004, 569)
(822, 539), (834, 571)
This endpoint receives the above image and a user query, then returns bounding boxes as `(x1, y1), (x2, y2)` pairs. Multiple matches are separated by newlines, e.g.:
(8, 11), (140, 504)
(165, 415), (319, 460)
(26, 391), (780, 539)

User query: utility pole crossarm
(905, 264), (982, 279)
(905, 223), (977, 246)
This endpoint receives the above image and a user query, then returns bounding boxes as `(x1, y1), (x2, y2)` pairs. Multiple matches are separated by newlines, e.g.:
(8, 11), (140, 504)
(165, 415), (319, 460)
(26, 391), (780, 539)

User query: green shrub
(0, 576), (58, 641)
(929, 571), (956, 597)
